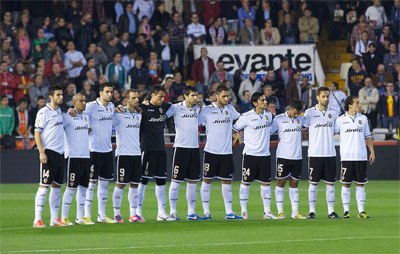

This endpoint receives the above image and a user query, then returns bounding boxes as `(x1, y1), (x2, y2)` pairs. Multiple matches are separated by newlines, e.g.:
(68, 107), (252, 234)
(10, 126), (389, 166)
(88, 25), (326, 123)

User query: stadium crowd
(0, 0), (399, 150)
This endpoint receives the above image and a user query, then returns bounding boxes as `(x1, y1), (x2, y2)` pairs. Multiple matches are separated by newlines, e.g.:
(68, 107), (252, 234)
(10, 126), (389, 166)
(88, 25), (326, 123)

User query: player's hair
(289, 100), (302, 111)
(316, 86), (330, 96)
(215, 84), (229, 94)
(183, 86), (197, 96)
(344, 96), (357, 111)
(251, 92), (264, 106)
(99, 83), (114, 91)
(126, 89), (138, 96)
(49, 85), (63, 96)
(150, 85), (167, 95)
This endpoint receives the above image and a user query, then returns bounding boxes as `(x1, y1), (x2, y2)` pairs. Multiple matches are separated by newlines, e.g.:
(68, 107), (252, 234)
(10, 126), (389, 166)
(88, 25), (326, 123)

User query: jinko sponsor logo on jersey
(283, 127), (302, 132)
(212, 118), (231, 124)
(345, 128), (363, 133)
(314, 121), (333, 128)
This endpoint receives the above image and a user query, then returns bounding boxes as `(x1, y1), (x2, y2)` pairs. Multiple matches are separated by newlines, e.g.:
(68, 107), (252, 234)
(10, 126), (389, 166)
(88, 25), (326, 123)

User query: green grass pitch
(0, 181), (399, 253)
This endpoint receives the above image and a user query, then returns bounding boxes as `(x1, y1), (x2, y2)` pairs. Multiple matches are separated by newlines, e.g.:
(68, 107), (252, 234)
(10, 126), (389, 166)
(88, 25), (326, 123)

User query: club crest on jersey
(328, 113), (332, 119)
(265, 115), (269, 121)
(358, 120), (362, 125)
(224, 110), (229, 115)
(297, 119), (300, 124)
(159, 108), (163, 114)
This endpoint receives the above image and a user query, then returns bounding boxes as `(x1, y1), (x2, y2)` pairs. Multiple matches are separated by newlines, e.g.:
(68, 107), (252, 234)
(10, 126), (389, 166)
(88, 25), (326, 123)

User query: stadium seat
(372, 128), (389, 141)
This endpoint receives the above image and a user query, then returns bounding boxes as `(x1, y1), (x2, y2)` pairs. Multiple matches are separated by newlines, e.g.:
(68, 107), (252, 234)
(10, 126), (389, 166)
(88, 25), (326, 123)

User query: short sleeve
(165, 104), (176, 118)
(302, 110), (310, 128)
(63, 114), (70, 129)
(35, 110), (46, 132)
(270, 118), (279, 134)
(229, 104), (240, 120)
(334, 118), (341, 134)
(84, 102), (93, 115)
(113, 113), (120, 127)
(363, 117), (372, 138)
(199, 107), (208, 125)
(233, 115), (246, 131)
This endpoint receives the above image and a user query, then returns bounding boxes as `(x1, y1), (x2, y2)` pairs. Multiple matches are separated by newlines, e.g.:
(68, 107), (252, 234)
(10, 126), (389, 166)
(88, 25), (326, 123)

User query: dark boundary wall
(1, 145), (399, 183)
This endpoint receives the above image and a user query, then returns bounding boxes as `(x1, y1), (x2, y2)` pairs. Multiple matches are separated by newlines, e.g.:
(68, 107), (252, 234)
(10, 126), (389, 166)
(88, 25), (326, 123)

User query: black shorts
(276, 158), (302, 180)
(203, 152), (234, 180)
(172, 147), (201, 182)
(40, 149), (65, 186)
(242, 155), (271, 183)
(90, 151), (114, 181)
(116, 155), (142, 184)
(308, 157), (337, 184)
(66, 157), (90, 188)
(141, 151), (167, 179)
(340, 161), (368, 184)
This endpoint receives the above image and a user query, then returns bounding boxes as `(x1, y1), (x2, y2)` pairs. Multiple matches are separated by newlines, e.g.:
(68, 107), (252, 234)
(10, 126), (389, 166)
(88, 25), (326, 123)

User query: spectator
(28, 74), (49, 109)
(363, 43), (382, 75)
(128, 56), (149, 89)
(47, 63), (69, 88)
(209, 60), (233, 87)
(122, 48), (137, 75)
(238, 69), (262, 101)
(373, 64), (394, 94)
(16, 12), (35, 40)
(279, 13), (298, 45)
(285, 70), (302, 104)
(44, 50), (65, 78)
(147, 50), (163, 86)
(383, 42), (400, 74)
(168, 12), (186, 74)
(394, 61), (400, 83)
(208, 17), (226, 45)
(28, 95), (46, 134)
(390, 0), (400, 41)
(240, 90), (253, 113)
(55, 18), (73, 51)
(163, 76), (176, 103)
(0, 96), (15, 149)
(191, 47), (215, 95)
(133, 0), (155, 21)
(349, 15), (376, 53)
(328, 81), (346, 115)
(62, 83), (76, 110)
(13, 62), (33, 103)
(137, 82), (149, 99)
(263, 84), (280, 112)
(300, 76), (313, 109)
(0, 39), (17, 66)
(276, 57), (294, 88)
(359, 77), (380, 129)
(138, 16), (154, 42)
(118, 32), (133, 57)
(85, 42), (108, 72)
(378, 25), (393, 52)
(256, 0), (276, 29)
(41, 16), (55, 40)
(101, 36), (120, 63)
(80, 57), (100, 82)
(260, 18), (280, 45)
(32, 28), (48, 62)
(66, 0), (83, 27)
(238, 0), (256, 28)
(298, 7), (319, 43)
(186, 13), (207, 44)
(202, 0), (221, 28)
(182, 0), (204, 24)
(15, 28), (31, 61)
(277, 0), (297, 27)
(348, 58), (369, 96)
(13, 97), (31, 149)
(222, 79), (238, 106)
(164, 0), (183, 17)
(329, 3), (345, 40)
(95, 22), (110, 46)
(150, 1), (171, 42)
(113, 89), (123, 107)
(0, 61), (16, 106)
(346, 4), (358, 39)
(263, 65), (284, 97)
(74, 13), (95, 55)
(82, 0), (106, 24)
(355, 31), (373, 57)
(378, 82), (399, 130)
(135, 33), (153, 62)
(171, 70), (187, 97)
(79, 80), (97, 102)
(114, 0), (125, 24)
(105, 52), (126, 89)
(64, 41), (86, 83)
(155, 32), (173, 75)
(0, 11), (15, 38)
(238, 18), (260, 45)
(365, 0), (387, 38)
(43, 38), (64, 63)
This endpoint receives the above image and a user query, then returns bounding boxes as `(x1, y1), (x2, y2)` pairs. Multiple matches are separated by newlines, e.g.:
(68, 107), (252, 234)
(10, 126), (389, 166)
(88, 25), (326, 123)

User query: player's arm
(366, 137), (375, 164)
(164, 104), (176, 119)
(34, 112), (47, 164)
(270, 118), (279, 134)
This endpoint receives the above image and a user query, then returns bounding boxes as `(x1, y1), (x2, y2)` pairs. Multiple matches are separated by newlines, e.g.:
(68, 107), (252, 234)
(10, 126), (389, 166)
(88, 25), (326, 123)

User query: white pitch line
(2, 236), (399, 253)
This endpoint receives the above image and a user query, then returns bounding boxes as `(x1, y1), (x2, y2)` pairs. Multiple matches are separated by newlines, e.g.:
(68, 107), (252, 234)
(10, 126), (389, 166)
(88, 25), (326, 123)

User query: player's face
(100, 87), (113, 102)
(128, 92), (140, 108)
(151, 91), (166, 106)
(51, 90), (63, 105)
(349, 98), (361, 112)
(287, 108), (300, 118)
(255, 95), (268, 110)
(185, 91), (198, 107)
(75, 95), (87, 111)
(216, 90), (229, 106)
(317, 91), (330, 107)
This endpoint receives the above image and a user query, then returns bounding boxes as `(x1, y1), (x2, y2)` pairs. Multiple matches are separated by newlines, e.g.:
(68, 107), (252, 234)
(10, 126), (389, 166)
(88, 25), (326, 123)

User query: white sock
(308, 184), (318, 213)
(128, 187), (138, 217)
(326, 185), (335, 214)
(84, 182), (96, 218)
(97, 180), (109, 218)
(200, 182), (211, 215)
(112, 186), (124, 217)
(34, 187), (48, 222)
(341, 186), (350, 213)
(137, 183), (147, 216)
(169, 181), (180, 214)
(76, 186), (87, 220)
(49, 187), (61, 222)
(239, 184), (250, 213)
(275, 186), (285, 214)
(356, 186), (366, 213)
(221, 183), (233, 214)
(289, 187), (299, 216)
(260, 185), (272, 214)
(186, 183), (197, 215)
(155, 184), (167, 216)
(61, 187), (75, 219)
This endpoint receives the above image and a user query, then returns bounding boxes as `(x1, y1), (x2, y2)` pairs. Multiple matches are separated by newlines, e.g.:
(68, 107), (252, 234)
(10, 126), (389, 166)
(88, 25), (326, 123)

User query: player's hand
(67, 108), (77, 117)
(369, 152), (375, 165)
(39, 152), (48, 164)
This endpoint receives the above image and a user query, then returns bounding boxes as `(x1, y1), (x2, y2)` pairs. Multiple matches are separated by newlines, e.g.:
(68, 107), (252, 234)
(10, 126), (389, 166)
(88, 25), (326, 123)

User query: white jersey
(165, 101), (200, 148)
(199, 102), (240, 155)
(270, 112), (303, 160)
(233, 109), (273, 156)
(34, 103), (64, 154)
(85, 98), (115, 153)
(63, 112), (90, 158)
(303, 106), (337, 157)
(335, 113), (371, 161)
(113, 108), (142, 156)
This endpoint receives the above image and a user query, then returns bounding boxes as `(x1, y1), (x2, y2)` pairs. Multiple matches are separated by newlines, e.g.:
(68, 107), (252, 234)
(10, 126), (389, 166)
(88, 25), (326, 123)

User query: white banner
(194, 45), (325, 85)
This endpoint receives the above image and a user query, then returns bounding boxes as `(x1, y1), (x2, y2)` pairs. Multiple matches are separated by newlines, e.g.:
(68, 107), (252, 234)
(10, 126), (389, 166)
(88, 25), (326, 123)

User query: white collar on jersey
(314, 105), (331, 112)
(45, 103), (61, 113)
